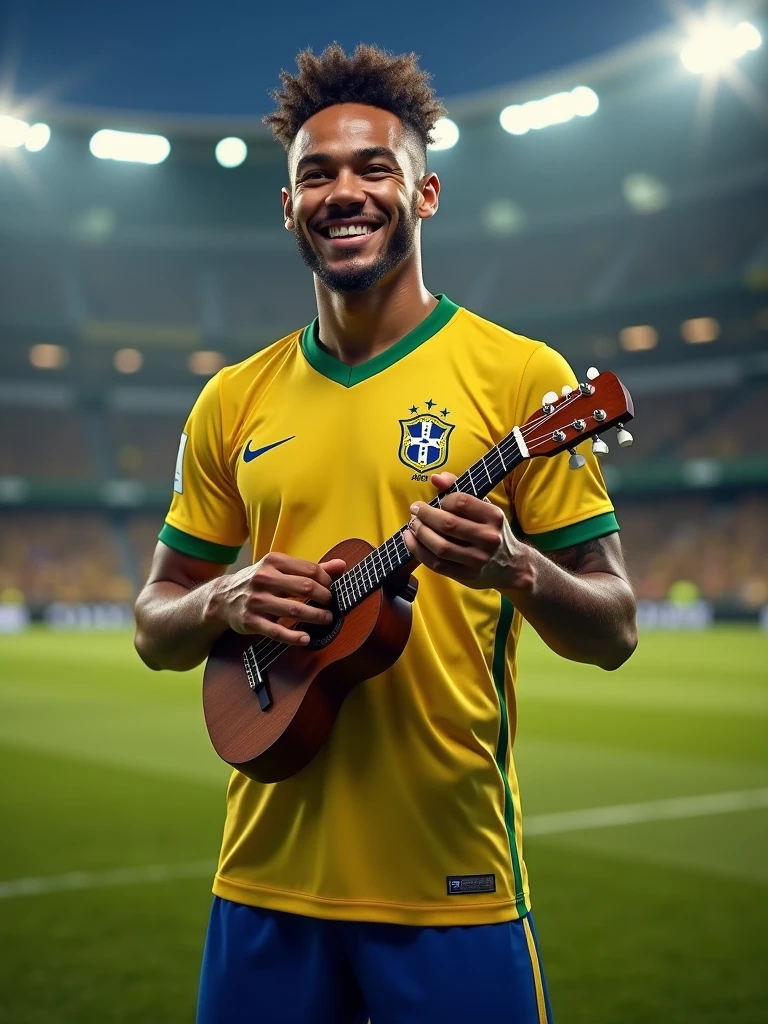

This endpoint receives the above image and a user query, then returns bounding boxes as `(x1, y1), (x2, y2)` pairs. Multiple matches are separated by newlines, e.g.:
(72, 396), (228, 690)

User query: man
(135, 43), (637, 1024)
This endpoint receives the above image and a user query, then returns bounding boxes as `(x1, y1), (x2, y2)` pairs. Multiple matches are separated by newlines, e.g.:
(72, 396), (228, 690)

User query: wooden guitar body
(202, 538), (418, 784)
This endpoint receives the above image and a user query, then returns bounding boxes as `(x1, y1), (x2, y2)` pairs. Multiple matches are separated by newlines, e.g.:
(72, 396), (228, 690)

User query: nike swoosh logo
(243, 436), (295, 463)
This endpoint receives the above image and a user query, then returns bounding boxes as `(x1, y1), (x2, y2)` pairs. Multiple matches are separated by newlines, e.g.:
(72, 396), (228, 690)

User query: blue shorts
(196, 896), (554, 1023)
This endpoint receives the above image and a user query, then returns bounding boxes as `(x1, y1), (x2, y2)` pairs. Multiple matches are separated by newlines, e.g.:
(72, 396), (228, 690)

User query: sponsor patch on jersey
(446, 874), (496, 895)
(398, 412), (454, 472)
(173, 432), (188, 494)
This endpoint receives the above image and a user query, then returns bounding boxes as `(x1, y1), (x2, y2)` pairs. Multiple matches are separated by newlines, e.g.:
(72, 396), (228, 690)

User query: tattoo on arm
(547, 533), (629, 580)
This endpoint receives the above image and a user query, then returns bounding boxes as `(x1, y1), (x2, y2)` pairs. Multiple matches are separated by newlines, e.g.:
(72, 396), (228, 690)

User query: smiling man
(134, 43), (637, 1024)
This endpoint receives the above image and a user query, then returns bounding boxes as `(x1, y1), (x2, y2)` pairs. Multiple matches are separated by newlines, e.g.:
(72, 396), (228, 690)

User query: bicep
(545, 532), (630, 581)
(145, 540), (228, 590)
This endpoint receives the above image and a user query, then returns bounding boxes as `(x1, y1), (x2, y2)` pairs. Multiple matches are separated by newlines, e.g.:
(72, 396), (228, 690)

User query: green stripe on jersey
(491, 595), (527, 915)
(159, 523), (242, 564)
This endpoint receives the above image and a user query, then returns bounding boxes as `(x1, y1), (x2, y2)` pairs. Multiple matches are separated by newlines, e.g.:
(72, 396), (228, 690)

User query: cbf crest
(398, 400), (455, 474)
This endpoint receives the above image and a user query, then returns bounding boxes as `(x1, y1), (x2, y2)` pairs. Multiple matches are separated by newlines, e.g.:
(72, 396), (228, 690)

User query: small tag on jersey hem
(446, 873), (496, 895)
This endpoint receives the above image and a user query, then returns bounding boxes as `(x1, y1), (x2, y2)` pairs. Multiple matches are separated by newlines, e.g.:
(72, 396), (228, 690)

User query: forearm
(502, 545), (637, 671)
(134, 578), (225, 672)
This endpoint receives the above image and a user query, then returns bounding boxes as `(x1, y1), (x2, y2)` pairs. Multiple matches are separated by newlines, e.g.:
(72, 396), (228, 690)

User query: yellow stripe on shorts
(522, 916), (548, 1024)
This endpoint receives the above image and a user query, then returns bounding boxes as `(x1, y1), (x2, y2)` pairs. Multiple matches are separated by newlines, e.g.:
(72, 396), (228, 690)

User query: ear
(281, 187), (295, 231)
(417, 172), (440, 221)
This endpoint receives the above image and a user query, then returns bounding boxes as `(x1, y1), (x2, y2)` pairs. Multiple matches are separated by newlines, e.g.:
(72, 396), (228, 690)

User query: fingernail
(300, 634), (310, 644)
(410, 503), (419, 514)
(325, 611), (333, 623)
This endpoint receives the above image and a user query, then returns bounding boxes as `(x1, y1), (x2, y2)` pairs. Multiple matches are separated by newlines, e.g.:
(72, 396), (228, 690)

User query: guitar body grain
(202, 538), (417, 783)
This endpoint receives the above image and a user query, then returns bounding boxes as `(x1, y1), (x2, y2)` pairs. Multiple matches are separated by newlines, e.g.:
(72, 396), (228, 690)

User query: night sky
(3, 0), (699, 118)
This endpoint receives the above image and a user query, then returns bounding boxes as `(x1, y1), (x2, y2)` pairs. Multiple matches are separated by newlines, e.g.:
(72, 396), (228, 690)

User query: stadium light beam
(500, 86), (598, 136)
(428, 117), (459, 151)
(89, 129), (170, 164)
(680, 19), (762, 74)
(215, 136), (248, 168)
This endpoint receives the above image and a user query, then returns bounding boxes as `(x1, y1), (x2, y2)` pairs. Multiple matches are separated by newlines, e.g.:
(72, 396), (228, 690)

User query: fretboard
(331, 427), (526, 612)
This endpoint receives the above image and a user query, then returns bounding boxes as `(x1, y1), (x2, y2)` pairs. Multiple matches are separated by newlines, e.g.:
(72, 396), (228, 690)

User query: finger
(406, 517), (488, 569)
(402, 527), (476, 581)
(409, 500), (500, 550)
(247, 591), (334, 626)
(263, 573), (334, 606)
(430, 472), (458, 491)
(236, 615), (313, 646)
(319, 558), (347, 581)
(260, 552), (336, 589)
(437, 490), (506, 526)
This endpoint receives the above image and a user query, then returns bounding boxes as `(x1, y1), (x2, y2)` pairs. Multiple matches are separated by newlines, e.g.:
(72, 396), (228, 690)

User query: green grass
(1, 627), (766, 1023)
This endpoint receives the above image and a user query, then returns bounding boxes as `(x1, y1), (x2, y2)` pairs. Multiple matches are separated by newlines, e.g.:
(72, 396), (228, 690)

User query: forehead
(290, 103), (416, 175)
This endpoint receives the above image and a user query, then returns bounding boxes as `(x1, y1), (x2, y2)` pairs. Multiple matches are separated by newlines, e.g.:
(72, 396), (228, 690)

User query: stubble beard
(293, 192), (420, 294)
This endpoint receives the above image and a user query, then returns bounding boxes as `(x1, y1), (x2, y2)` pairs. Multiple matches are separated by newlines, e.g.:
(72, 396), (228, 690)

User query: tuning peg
(592, 437), (609, 457)
(616, 423), (633, 447)
(561, 384), (573, 397)
(568, 448), (587, 470)
(586, 367), (600, 380)
(542, 391), (559, 407)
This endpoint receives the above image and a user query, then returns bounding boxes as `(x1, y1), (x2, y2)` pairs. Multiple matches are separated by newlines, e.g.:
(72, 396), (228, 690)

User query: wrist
(501, 543), (537, 596)
(203, 575), (228, 627)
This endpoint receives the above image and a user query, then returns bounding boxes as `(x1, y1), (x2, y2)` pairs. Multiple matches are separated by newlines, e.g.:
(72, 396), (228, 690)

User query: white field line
(2, 788), (767, 901)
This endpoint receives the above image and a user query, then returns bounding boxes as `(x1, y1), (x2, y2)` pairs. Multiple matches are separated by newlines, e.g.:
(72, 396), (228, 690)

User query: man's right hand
(205, 553), (347, 646)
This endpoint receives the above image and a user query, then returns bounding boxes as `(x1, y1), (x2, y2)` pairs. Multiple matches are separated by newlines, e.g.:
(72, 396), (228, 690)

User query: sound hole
(301, 603), (344, 650)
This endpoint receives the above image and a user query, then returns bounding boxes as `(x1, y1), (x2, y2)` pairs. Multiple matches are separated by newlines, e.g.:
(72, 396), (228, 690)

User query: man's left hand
(402, 472), (534, 592)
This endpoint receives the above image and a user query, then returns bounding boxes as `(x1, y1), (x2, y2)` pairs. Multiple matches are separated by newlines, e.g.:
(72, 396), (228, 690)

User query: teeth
(327, 224), (374, 238)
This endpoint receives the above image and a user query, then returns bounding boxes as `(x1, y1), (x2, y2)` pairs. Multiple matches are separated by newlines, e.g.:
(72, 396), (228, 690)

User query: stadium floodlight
(623, 173), (670, 214)
(29, 343), (68, 369)
(24, 123), (51, 152)
(680, 19), (762, 74)
(681, 317), (720, 344)
(0, 114), (29, 148)
(500, 86), (598, 136)
(188, 350), (224, 376)
(89, 129), (170, 164)
(215, 136), (248, 168)
(428, 117), (459, 151)
(619, 325), (658, 352)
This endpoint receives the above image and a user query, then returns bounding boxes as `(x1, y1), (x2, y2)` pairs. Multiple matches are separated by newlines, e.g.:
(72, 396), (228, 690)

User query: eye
(364, 165), (389, 175)
(301, 170), (329, 182)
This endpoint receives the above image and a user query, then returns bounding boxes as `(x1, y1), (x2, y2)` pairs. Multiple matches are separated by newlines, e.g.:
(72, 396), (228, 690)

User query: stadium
(1, 8), (767, 1024)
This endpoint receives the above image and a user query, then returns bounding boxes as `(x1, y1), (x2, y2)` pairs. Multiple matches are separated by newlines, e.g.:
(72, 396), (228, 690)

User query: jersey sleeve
(507, 344), (619, 551)
(159, 373), (248, 564)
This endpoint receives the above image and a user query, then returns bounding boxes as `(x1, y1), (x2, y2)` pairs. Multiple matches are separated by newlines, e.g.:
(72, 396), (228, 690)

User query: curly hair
(263, 43), (446, 169)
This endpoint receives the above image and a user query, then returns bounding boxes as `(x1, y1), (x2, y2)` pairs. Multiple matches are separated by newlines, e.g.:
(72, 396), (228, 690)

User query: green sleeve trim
(158, 523), (242, 564)
(527, 511), (619, 552)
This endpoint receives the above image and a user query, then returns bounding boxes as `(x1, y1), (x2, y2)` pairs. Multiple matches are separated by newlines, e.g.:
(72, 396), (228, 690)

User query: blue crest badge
(398, 405), (455, 472)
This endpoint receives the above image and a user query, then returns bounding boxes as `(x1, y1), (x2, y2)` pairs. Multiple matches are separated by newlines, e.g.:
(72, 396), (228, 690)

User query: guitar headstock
(518, 367), (634, 467)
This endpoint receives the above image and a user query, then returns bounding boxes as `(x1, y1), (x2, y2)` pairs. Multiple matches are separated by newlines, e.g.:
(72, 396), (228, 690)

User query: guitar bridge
(243, 645), (272, 710)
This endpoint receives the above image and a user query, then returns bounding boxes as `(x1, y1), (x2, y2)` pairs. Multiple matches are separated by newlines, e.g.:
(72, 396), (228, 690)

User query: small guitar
(203, 367), (634, 783)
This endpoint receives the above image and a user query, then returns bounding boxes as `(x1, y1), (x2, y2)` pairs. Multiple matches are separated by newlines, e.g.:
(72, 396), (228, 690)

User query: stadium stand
(1, 36), (767, 616)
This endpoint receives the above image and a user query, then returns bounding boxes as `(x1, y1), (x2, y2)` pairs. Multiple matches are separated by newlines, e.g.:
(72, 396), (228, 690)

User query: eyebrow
(295, 146), (400, 176)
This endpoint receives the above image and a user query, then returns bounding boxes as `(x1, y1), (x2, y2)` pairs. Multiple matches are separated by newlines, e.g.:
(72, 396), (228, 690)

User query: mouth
(312, 221), (386, 250)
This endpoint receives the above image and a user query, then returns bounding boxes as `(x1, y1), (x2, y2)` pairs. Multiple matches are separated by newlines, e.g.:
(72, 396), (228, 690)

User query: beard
(293, 191), (420, 294)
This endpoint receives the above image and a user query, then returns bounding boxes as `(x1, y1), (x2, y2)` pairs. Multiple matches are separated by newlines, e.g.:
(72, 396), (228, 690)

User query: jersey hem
(159, 521), (242, 564)
(525, 509), (618, 552)
(212, 875), (531, 926)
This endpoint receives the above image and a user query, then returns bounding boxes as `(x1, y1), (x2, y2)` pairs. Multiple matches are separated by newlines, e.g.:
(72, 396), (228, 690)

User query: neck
(313, 262), (436, 367)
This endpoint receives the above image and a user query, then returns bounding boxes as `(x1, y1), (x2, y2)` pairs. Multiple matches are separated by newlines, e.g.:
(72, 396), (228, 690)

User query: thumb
(320, 558), (347, 579)
(431, 471), (457, 491)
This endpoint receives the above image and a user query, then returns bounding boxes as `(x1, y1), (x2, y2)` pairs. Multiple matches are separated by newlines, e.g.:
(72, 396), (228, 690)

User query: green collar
(300, 293), (460, 387)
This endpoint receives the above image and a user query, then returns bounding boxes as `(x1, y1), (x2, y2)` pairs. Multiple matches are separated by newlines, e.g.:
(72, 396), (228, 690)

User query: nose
(324, 167), (366, 210)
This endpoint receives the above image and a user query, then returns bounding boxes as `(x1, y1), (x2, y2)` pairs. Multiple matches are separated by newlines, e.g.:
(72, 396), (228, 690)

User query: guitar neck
(331, 427), (527, 613)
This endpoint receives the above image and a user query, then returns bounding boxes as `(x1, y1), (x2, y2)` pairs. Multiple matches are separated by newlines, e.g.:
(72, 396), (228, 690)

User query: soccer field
(1, 626), (766, 1023)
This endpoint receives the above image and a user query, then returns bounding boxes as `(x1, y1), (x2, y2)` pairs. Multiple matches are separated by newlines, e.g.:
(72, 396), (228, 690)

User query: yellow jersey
(161, 294), (617, 926)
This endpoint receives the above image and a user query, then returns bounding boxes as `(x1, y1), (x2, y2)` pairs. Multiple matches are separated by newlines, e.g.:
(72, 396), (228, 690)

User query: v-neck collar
(300, 293), (460, 387)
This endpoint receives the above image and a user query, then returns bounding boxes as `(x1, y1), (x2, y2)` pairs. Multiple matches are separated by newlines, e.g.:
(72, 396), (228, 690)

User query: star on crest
(440, 407), (450, 417)
(425, 398), (436, 410)
(409, 404), (418, 414)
